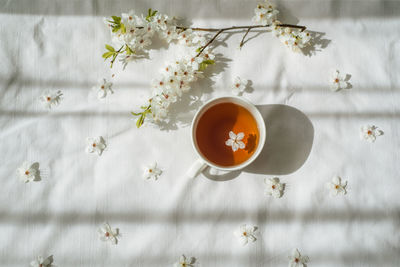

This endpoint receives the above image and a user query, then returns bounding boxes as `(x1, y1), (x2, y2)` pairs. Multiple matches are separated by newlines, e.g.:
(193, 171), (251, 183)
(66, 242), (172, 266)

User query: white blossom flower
(225, 131), (246, 152)
(143, 162), (163, 180)
(276, 27), (312, 52)
(86, 136), (106, 156)
(288, 249), (309, 267)
(17, 161), (39, 183)
(160, 26), (178, 43)
(252, 1), (279, 26)
(121, 10), (137, 24)
(233, 224), (257, 246)
(360, 125), (383, 142)
(98, 222), (120, 245)
(136, 34), (152, 50)
(40, 90), (62, 109)
(265, 177), (284, 198)
(93, 78), (113, 99)
(119, 54), (135, 69)
(178, 29), (194, 46)
(153, 13), (171, 31)
(330, 70), (347, 91)
(326, 176), (347, 196)
(30, 255), (54, 267)
(173, 255), (195, 267)
(231, 76), (248, 95)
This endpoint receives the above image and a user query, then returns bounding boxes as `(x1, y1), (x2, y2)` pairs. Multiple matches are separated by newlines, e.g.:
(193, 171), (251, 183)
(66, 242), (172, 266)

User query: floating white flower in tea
(225, 131), (246, 152)
(360, 125), (383, 143)
(233, 224), (257, 246)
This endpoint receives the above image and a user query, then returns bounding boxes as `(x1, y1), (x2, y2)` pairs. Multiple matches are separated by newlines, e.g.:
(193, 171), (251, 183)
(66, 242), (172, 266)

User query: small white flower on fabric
(330, 70), (347, 91)
(143, 162), (163, 180)
(173, 255), (195, 267)
(264, 177), (284, 198)
(30, 255), (54, 267)
(231, 76), (248, 95)
(288, 249), (309, 267)
(360, 125), (383, 143)
(326, 176), (348, 196)
(233, 224), (257, 246)
(40, 90), (62, 109)
(17, 162), (39, 183)
(93, 78), (113, 99)
(225, 131), (246, 152)
(86, 136), (106, 156)
(98, 222), (120, 245)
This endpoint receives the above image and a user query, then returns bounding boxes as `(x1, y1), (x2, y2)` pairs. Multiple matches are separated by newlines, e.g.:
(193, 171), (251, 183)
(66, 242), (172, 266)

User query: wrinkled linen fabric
(1, 0), (400, 266)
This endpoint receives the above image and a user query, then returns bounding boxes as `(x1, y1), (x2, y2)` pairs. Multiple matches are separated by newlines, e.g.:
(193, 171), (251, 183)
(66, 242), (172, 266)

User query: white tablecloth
(1, 0), (400, 266)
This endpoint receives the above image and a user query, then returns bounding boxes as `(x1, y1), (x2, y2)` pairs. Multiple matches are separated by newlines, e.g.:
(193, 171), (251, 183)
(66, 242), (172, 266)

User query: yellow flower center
(25, 170), (30, 175)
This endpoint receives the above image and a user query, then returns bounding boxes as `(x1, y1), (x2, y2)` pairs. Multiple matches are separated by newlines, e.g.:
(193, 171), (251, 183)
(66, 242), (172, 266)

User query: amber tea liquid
(195, 102), (259, 167)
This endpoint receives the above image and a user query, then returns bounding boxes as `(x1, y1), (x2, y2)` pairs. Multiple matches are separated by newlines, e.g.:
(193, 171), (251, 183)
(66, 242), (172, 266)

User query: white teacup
(187, 96), (266, 178)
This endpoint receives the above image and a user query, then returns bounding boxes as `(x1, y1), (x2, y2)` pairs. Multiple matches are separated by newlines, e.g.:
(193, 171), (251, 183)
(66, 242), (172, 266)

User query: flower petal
(236, 132), (245, 140)
(237, 141), (246, 149)
(229, 131), (236, 139)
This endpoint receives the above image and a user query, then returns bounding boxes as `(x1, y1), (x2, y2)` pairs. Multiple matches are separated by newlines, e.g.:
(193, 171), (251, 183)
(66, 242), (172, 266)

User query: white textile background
(1, 0), (400, 266)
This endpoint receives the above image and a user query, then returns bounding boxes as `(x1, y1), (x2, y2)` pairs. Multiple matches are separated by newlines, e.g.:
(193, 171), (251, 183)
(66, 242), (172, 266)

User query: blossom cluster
(252, 1), (312, 52)
(103, 9), (214, 127)
(272, 23), (312, 52)
(252, 0), (279, 26)
(147, 47), (215, 122)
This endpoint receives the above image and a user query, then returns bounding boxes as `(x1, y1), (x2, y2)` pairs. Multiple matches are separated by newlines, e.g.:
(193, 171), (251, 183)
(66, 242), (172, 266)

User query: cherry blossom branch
(184, 23), (307, 57)
(239, 28), (251, 49)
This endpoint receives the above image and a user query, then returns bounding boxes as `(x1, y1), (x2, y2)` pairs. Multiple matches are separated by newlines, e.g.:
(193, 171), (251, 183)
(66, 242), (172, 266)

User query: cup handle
(186, 158), (207, 178)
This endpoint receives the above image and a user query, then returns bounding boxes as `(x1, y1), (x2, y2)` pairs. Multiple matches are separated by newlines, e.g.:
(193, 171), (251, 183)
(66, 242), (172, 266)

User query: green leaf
(199, 62), (207, 71)
(105, 44), (115, 52)
(202, 59), (215, 65)
(152, 10), (158, 16)
(195, 47), (202, 52)
(131, 111), (142, 116)
(102, 51), (114, 59)
(111, 16), (121, 23)
(148, 8), (152, 16)
(136, 114), (145, 128)
(112, 25), (120, 33)
(120, 23), (126, 34)
(125, 45), (134, 55)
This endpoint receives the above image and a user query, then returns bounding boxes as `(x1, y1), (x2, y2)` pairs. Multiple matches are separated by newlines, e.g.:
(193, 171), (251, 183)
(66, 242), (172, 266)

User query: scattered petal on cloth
(30, 255), (54, 267)
(231, 76), (248, 95)
(233, 224), (257, 246)
(225, 131), (246, 152)
(97, 222), (120, 245)
(329, 70), (348, 91)
(326, 176), (348, 196)
(143, 162), (163, 180)
(86, 136), (106, 156)
(288, 248), (309, 267)
(16, 162), (40, 183)
(360, 125), (384, 142)
(264, 177), (285, 198)
(40, 90), (63, 109)
(93, 78), (113, 99)
(173, 255), (195, 267)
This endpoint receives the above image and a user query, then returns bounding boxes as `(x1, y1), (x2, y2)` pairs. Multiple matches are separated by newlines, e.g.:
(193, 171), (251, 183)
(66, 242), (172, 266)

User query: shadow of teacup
(244, 104), (314, 175)
(203, 104), (313, 181)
